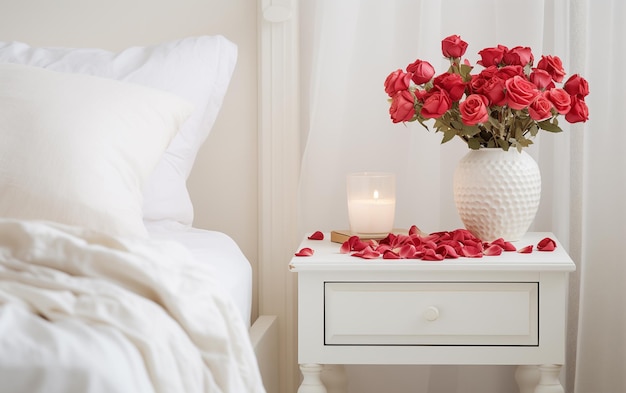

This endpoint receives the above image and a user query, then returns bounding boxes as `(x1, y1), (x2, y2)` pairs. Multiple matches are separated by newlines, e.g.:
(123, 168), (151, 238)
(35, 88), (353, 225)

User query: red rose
(495, 65), (524, 81)
(536, 55), (566, 82)
(389, 90), (416, 123)
(544, 88), (571, 114)
(481, 76), (506, 106)
(529, 95), (554, 121)
(530, 69), (555, 90)
(479, 65), (499, 79)
(420, 87), (452, 119)
(469, 74), (489, 95)
(441, 35), (468, 59)
(563, 74), (589, 98)
(384, 69), (412, 97)
(477, 45), (507, 67)
(433, 72), (466, 101)
(565, 96), (589, 123)
(459, 94), (489, 125)
(503, 46), (534, 66)
(505, 75), (540, 110)
(406, 59), (435, 85)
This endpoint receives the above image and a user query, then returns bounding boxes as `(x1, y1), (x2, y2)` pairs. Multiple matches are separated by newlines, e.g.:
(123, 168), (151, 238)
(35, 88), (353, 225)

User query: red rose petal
(399, 244), (417, 259)
(409, 225), (425, 236)
(502, 241), (517, 252)
(376, 244), (393, 254)
(367, 239), (380, 248)
(352, 239), (369, 252)
(537, 237), (557, 251)
(342, 236), (368, 253)
(295, 247), (314, 257)
(518, 245), (534, 254)
(484, 244), (503, 256)
(339, 241), (351, 254)
(487, 238), (517, 252)
(379, 233), (396, 246)
(421, 248), (444, 261)
(437, 244), (460, 259)
(461, 245), (484, 258)
(382, 249), (401, 259)
(307, 231), (324, 240)
(352, 246), (380, 259)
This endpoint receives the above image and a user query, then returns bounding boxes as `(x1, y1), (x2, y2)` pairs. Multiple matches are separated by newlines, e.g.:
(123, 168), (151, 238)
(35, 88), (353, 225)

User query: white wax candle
(348, 196), (395, 235)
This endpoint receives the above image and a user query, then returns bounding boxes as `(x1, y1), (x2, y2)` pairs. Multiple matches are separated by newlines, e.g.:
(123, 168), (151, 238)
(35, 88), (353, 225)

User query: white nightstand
(289, 232), (575, 393)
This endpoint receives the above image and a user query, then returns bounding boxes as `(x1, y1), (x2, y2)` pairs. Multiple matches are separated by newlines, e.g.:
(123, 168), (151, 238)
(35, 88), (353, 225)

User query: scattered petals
(537, 237), (557, 251)
(294, 247), (314, 257)
(518, 245), (534, 254)
(307, 231), (324, 240)
(336, 226), (523, 261)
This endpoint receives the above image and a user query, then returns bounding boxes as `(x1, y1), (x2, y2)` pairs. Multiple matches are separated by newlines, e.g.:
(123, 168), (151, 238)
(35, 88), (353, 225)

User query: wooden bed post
(258, 0), (301, 392)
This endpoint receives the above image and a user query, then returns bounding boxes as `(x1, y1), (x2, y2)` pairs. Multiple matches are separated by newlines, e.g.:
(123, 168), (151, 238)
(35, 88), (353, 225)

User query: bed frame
(0, 0), (300, 392)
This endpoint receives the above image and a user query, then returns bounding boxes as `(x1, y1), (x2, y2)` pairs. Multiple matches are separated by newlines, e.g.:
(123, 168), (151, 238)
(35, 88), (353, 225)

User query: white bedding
(0, 219), (265, 393)
(144, 220), (253, 327)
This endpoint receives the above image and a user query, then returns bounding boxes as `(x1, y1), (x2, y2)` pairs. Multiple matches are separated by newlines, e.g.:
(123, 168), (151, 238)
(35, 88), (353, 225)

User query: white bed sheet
(144, 220), (252, 327)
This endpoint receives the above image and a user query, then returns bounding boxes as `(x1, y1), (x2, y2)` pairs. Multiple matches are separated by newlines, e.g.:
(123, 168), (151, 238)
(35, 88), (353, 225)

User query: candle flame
(373, 189), (379, 200)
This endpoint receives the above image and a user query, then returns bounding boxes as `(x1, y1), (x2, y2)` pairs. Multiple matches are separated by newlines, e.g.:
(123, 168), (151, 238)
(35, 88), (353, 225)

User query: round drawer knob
(423, 306), (440, 321)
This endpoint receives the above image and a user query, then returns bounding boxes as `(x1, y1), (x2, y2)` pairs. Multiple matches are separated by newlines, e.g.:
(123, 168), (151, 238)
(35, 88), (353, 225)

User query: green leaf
(441, 130), (456, 144)
(538, 119), (563, 133)
(467, 138), (482, 150)
(459, 125), (481, 137)
(450, 120), (464, 130)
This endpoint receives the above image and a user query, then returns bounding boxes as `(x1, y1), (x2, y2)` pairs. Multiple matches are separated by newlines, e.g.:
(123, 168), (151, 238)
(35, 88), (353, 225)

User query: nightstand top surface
(289, 232), (575, 272)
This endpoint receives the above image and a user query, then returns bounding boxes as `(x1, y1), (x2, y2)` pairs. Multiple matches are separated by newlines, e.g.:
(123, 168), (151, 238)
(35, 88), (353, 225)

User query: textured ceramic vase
(453, 148), (541, 242)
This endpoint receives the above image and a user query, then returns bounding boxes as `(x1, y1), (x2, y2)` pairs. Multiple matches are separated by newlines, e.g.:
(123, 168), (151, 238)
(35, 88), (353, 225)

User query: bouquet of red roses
(384, 34), (589, 151)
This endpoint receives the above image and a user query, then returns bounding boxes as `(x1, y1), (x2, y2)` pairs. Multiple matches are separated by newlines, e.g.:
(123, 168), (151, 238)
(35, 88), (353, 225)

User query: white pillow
(0, 63), (192, 237)
(0, 36), (238, 225)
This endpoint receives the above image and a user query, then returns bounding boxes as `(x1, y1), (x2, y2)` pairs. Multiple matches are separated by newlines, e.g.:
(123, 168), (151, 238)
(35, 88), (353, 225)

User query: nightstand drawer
(325, 282), (538, 346)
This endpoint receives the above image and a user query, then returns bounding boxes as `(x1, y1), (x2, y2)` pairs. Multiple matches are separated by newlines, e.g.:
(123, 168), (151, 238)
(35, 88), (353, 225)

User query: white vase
(453, 148), (541, 242)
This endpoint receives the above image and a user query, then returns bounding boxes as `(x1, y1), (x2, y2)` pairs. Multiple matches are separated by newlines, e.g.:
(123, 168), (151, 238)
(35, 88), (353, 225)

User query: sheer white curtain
(573, 1), (626, 392)
(297, 0), (624, 392)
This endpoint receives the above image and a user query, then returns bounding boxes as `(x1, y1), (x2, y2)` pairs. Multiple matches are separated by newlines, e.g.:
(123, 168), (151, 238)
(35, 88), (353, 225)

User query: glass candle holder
(346, 172), (396, 236)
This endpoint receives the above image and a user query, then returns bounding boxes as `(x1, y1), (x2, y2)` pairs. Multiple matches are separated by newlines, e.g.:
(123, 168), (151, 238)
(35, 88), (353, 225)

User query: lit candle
(347, 172), (396, 235)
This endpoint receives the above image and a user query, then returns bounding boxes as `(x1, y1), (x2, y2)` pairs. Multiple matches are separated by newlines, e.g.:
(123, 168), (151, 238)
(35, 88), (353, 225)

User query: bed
(0, 1), (292, 391)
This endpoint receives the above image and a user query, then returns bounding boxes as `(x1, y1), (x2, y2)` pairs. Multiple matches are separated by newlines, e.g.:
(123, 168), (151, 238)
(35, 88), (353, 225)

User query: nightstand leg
(298, 363), (327, 393)
(534, 364), (564, 393)
(515, 365), (540, 393)
(321, 364), (348, 393)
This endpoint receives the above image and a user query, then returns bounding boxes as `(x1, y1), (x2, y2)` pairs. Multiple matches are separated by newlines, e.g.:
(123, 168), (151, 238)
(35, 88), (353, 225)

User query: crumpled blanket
(0, 218), (265, 393)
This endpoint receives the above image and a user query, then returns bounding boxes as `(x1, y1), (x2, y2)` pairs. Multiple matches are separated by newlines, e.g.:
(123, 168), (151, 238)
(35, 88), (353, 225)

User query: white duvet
(0, 219), (265, 393)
